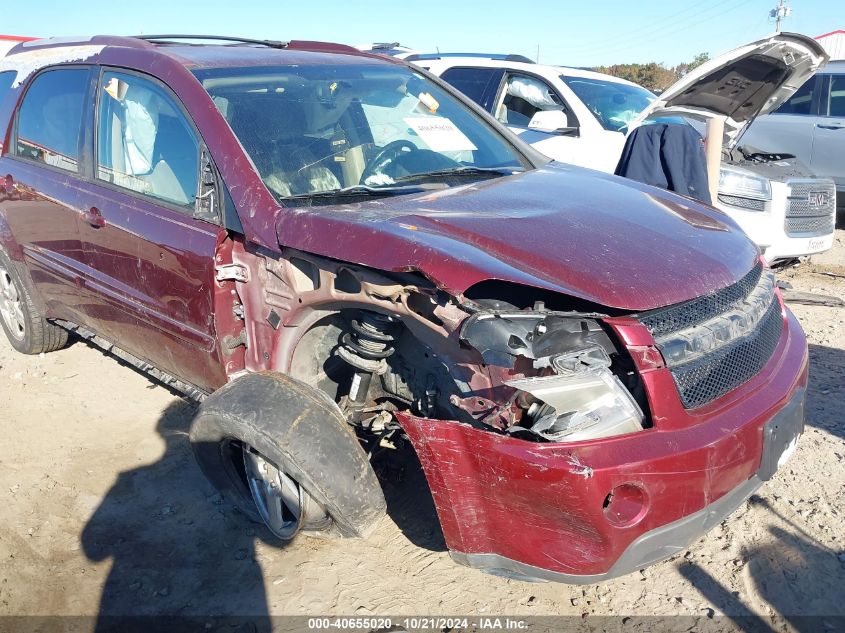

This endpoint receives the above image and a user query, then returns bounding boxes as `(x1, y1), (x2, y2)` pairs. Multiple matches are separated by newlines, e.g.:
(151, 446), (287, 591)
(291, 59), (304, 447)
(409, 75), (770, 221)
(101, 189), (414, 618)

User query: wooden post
(704, 117), (725, 204)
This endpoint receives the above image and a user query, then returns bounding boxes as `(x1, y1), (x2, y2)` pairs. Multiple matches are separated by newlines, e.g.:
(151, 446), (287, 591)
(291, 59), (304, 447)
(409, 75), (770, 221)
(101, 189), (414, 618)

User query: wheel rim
(242, 446), (327, 540)
(0, 265), (26, 341)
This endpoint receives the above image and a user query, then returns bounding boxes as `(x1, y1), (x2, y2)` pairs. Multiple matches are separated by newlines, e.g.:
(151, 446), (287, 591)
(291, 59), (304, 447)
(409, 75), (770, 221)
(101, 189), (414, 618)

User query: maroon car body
(0, 36), (807, 582)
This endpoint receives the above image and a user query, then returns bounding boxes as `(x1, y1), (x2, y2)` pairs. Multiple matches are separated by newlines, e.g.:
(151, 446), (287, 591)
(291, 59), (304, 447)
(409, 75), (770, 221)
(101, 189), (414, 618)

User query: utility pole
(770, 0), (791, 32)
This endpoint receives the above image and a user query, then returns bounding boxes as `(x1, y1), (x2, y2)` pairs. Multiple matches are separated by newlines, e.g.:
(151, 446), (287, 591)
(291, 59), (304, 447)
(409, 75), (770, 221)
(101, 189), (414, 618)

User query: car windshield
(560, 75), (656, 132)
(194, 63), (527, 205)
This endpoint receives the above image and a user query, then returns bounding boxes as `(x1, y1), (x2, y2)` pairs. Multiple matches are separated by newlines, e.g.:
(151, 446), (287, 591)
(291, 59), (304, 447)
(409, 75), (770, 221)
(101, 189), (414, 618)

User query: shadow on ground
(678, 339), (845, 632)
(80, 400), (282, 631)
(680, 494), (845, 632)
(373, 440), (447, 552)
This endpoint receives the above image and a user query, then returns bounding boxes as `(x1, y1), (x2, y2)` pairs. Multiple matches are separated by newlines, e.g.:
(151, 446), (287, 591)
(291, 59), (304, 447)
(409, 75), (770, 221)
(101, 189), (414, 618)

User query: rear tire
(190, 372), (386, 541)
(0, 249), (68, 355)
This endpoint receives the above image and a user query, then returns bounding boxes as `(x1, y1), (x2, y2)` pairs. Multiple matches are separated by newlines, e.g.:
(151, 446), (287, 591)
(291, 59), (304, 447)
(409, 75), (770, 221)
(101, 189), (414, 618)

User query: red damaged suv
(0, 35), (807, 582)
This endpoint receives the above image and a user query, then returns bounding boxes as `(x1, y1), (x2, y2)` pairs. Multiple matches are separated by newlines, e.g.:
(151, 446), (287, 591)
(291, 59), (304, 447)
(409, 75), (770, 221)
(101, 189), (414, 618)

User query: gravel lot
(1, 230), (843, 630)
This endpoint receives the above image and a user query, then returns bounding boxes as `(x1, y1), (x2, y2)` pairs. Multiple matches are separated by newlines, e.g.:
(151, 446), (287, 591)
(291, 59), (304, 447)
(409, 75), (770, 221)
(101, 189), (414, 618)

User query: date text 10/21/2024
(307, 617), (529, 630)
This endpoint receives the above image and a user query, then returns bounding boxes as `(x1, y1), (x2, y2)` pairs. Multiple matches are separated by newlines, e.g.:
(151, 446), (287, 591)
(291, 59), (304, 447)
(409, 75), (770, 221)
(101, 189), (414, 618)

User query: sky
(2, 0), (841, 67)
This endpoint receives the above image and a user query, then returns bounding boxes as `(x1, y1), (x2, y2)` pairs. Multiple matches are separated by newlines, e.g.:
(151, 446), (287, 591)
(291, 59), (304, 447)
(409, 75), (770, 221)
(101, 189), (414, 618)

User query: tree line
(594, 53), (710, 93)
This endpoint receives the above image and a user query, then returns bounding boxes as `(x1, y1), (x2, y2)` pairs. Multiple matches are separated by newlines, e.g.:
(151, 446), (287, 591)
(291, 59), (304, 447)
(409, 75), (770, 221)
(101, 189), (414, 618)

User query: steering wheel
(360, 139), (417, 185)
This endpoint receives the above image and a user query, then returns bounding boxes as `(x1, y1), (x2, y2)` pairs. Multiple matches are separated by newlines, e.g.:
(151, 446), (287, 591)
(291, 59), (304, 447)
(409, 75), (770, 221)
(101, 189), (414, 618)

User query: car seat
(228, 98), (340, 198)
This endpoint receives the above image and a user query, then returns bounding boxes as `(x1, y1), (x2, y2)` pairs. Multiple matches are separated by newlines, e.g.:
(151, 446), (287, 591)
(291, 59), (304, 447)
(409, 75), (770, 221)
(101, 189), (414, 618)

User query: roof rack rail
(405, 52), (535, 64)
(135, 34), (289, 49)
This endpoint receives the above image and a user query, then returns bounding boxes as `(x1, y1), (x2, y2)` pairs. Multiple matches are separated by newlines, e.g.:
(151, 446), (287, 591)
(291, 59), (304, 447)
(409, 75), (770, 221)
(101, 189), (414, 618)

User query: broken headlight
(460, 311), (644, 442)
(507, 346), (644, 442)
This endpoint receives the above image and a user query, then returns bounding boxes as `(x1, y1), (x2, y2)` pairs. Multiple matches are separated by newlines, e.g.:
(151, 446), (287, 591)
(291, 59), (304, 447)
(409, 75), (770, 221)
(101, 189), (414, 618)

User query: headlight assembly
(718, 166), (772, 202)
(460, 310), (645, 442)
(507, 346), (644, 442)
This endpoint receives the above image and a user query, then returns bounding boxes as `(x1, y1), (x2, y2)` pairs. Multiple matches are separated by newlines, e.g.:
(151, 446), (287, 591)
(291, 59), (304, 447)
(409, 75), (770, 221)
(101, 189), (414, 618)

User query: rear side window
(0, 71), (16, 152)
(97, 71), (199, 208)
(775, 77), (816, 115)
(0, 71), (15, 104)
(440, 67), (503, 110)
(16, 68), (88, 173)
(826, 74), (845, 117)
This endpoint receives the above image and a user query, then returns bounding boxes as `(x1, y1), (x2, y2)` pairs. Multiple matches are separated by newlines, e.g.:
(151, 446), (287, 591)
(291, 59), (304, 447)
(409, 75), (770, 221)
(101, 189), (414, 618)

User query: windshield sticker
(403, 117), (477, 153)
(416, 92), (440, 113)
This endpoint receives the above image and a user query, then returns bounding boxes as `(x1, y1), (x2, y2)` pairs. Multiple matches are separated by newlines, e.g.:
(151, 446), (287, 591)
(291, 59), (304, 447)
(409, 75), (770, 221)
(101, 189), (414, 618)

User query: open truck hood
(630, 32), (828, 148)
(275, 166), (759, 312)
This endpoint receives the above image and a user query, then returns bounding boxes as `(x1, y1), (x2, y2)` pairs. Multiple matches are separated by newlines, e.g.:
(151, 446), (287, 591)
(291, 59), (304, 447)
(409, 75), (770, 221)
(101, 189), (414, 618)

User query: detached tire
(0, 248), (68, 354)
(190, 371), (386, 541)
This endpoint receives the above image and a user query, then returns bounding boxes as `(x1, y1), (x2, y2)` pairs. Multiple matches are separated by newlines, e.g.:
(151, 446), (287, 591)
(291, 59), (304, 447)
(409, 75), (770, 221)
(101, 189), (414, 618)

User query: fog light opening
(603, 483), (649, 528)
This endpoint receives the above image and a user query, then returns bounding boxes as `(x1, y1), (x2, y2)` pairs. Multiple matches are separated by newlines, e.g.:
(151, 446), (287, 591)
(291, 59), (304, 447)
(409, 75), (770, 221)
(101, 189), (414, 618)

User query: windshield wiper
(392, 166), (523, 184)
(281, 183), (432, 203)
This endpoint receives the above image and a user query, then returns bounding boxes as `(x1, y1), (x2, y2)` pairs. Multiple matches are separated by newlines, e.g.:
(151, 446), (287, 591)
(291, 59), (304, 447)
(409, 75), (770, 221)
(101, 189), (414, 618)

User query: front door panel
(76, 181), (226, 392)
(76, 68), (227, 392)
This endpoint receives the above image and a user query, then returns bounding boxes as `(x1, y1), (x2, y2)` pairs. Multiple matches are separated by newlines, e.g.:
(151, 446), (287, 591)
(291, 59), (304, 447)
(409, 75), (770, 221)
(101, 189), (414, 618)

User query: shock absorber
(336, 311), (396, 422)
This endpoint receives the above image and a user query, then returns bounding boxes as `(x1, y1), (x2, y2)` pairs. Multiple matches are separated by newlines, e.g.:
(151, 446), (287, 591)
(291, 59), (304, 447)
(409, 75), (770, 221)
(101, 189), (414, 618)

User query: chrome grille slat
(785, 180), (836, 237)
(717, 194), (766, 211)
(785, 215), (835, 235)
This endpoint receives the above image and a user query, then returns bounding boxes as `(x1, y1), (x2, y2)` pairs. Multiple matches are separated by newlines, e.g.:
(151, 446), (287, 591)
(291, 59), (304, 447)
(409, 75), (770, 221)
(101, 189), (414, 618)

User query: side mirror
(528, 109), (576, 135)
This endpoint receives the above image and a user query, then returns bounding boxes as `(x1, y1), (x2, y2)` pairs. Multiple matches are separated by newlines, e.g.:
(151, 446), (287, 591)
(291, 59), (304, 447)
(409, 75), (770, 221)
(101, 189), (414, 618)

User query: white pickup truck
(418, 34), (836, 265)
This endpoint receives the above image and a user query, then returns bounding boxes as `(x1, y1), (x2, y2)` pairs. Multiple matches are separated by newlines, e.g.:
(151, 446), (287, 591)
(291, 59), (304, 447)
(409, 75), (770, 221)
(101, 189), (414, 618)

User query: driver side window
(97, 71), (199, 208)
(496, 73), (567, 127)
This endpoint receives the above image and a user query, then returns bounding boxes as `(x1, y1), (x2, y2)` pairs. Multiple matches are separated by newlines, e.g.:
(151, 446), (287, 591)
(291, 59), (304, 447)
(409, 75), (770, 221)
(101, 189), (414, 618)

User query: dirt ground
(1, 231), (844, 629)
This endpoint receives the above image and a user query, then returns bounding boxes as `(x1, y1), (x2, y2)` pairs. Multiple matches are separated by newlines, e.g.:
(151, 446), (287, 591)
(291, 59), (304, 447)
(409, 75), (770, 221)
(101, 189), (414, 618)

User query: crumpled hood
(275, 166), (760, 312)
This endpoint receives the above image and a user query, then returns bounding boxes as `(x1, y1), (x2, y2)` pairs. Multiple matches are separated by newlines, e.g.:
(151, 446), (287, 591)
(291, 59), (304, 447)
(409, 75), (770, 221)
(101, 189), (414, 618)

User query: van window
(16, 68), (88, 173)
(440, 67), (503, 109)
(0, 71), (15, 104)
(775, 77), (815, 115)
(97, 71), (199, 208)
(561, 76), (655, 131)
(195, 63), (525, 205)
(0, 71), (16, 152)
(496, 74), (566, 127)
(826, 74), (845, 117)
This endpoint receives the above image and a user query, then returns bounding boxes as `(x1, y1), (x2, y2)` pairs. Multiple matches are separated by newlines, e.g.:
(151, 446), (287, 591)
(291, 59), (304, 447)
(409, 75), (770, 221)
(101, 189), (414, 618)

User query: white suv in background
(418, 35), (836, 265)
(416, 53), (638, 173)
(740, 60), (845, 212)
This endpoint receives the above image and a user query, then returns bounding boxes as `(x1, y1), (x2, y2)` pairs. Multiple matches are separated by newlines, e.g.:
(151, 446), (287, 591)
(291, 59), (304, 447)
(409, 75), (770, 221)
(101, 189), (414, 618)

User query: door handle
(816, 124), (844, 130)
(83, 206), (106, 228)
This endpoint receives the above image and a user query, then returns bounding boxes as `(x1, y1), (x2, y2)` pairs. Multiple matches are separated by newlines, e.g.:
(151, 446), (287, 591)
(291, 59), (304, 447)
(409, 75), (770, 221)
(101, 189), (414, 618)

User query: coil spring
(337, 311), (395, 375)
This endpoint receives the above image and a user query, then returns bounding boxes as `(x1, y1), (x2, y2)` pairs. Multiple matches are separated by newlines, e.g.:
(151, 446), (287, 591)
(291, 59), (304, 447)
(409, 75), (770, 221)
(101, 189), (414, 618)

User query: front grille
(639, 261), (762, 338)
(669, 299), (783, 408)
(785, 215), (835, 235)
(785, 180), (836, 237)
(717, 193), (766, 212)
(637, 262), (783, 409)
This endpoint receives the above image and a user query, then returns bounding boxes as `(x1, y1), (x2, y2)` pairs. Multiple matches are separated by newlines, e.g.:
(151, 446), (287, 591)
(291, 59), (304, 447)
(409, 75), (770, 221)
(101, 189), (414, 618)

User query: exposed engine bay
(725, 143), (815, 181)
(233, 246), (652, 448)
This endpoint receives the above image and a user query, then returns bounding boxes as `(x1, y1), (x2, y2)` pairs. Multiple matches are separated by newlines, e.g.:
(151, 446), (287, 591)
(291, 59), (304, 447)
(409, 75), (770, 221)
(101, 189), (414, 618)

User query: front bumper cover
(397, 308), (808, 582)
(449, 387), (805, 583)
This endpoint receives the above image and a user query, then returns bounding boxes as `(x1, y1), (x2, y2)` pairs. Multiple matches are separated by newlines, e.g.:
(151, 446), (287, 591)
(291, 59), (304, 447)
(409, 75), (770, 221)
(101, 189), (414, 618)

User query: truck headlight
(718, 166), (771, 202)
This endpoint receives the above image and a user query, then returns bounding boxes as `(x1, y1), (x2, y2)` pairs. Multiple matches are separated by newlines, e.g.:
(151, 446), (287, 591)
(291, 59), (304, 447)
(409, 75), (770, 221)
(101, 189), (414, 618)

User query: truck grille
(785, 180), (837, 237)
(637, 262), (783, 409)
